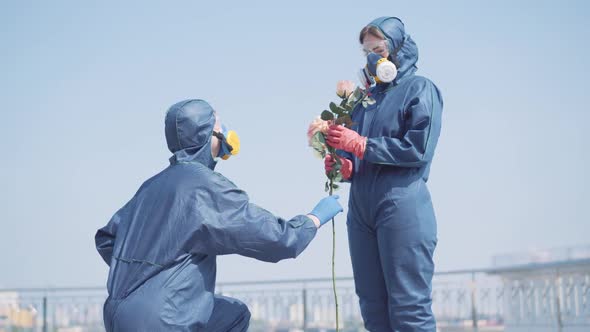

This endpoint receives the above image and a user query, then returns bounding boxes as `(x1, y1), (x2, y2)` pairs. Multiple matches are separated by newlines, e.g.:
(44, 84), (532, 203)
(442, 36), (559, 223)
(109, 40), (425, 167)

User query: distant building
(0, 291), (36, 330)
(492, 244), (590, 268)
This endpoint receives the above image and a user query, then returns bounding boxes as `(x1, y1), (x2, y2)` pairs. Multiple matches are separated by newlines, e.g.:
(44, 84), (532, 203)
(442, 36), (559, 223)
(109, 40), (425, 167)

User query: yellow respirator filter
(221, 130), (240, 160)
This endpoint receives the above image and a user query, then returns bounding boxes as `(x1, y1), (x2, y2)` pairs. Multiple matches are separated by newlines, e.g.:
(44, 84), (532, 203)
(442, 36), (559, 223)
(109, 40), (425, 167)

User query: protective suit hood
(165, 99), (217, 169)
(367, 17), (419, 83)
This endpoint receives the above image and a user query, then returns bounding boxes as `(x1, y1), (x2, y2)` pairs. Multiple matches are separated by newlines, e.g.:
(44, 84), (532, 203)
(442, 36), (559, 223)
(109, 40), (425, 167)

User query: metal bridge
(1, 259), (589, 332)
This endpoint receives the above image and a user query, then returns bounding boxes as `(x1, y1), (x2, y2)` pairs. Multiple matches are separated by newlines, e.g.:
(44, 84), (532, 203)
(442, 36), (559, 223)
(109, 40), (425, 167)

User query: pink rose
(307, 116), (330, 146)
(336, 80), (355, 98)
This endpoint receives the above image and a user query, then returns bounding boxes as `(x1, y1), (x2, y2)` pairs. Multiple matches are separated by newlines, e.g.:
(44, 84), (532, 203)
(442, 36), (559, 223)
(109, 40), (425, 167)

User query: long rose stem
(329, 178), (339, 331)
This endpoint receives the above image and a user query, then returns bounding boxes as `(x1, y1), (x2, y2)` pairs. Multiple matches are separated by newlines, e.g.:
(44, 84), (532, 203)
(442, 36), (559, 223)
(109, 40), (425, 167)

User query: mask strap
(212, 131), (233, 152)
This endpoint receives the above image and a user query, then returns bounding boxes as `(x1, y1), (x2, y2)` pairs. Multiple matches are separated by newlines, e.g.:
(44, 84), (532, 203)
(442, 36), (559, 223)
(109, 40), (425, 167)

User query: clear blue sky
(1, 0), (589, 288)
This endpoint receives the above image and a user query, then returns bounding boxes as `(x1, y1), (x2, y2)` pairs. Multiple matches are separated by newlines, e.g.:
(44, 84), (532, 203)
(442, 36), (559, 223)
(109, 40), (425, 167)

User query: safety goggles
(361, 39), (389, 56)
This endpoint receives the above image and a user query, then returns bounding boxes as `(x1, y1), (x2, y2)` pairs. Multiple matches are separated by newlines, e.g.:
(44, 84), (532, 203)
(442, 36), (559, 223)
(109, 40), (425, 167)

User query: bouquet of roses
(306, 80), (374, 330)
(308, 80), (374, 192)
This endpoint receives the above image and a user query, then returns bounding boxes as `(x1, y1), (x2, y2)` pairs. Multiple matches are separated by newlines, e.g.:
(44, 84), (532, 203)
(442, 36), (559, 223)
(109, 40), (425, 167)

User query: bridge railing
(2, 260), (589, 332)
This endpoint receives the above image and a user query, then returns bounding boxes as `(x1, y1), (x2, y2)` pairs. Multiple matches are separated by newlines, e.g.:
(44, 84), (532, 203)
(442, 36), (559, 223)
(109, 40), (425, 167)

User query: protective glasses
(361, 39), (389, 56)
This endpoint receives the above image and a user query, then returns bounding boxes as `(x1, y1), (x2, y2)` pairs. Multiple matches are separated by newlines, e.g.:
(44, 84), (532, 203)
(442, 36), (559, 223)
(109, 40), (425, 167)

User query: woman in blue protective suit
(95, 99), (343, 331)
(325, 17), (443, 331)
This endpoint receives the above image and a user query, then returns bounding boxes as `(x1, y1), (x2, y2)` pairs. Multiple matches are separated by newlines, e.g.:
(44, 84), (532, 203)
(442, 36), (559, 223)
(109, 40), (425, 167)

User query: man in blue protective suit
(95, 99), (343, 331)
(325, 17), (443, 331)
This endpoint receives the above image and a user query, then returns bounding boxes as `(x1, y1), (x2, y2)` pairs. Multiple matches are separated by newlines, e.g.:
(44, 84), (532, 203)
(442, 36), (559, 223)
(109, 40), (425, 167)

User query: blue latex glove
(309, 195), (344, 226)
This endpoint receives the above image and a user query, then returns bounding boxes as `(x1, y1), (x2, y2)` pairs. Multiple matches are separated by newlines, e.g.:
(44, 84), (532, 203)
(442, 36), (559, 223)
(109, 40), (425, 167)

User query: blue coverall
(96, 99), (318, 331)
(343, 17), (443, 331)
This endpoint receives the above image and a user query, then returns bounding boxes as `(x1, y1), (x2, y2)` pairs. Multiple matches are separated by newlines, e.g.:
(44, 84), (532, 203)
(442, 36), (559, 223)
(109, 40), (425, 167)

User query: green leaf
(329, 102), (345, 115)
(325, 181), (330, 192)
(310, 132), (326, 154)
(329, 102), (339, 113)
(353, 87), (362, 100)
(328, 169), (336, 179)
(311, 131), (322, 142)
(313, 131), (325, 143)
(311, 146), (324, 155)
(333, 173), (343, 183)
(331, 165), (341, 176)
(332, 183), (340, 190)
(321, 110), (334, 121)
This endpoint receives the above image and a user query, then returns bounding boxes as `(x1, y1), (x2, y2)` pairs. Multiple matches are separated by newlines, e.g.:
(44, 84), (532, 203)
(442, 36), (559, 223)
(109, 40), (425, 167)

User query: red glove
(324, 155), (353, 180)
(326, 125), (367, 159)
